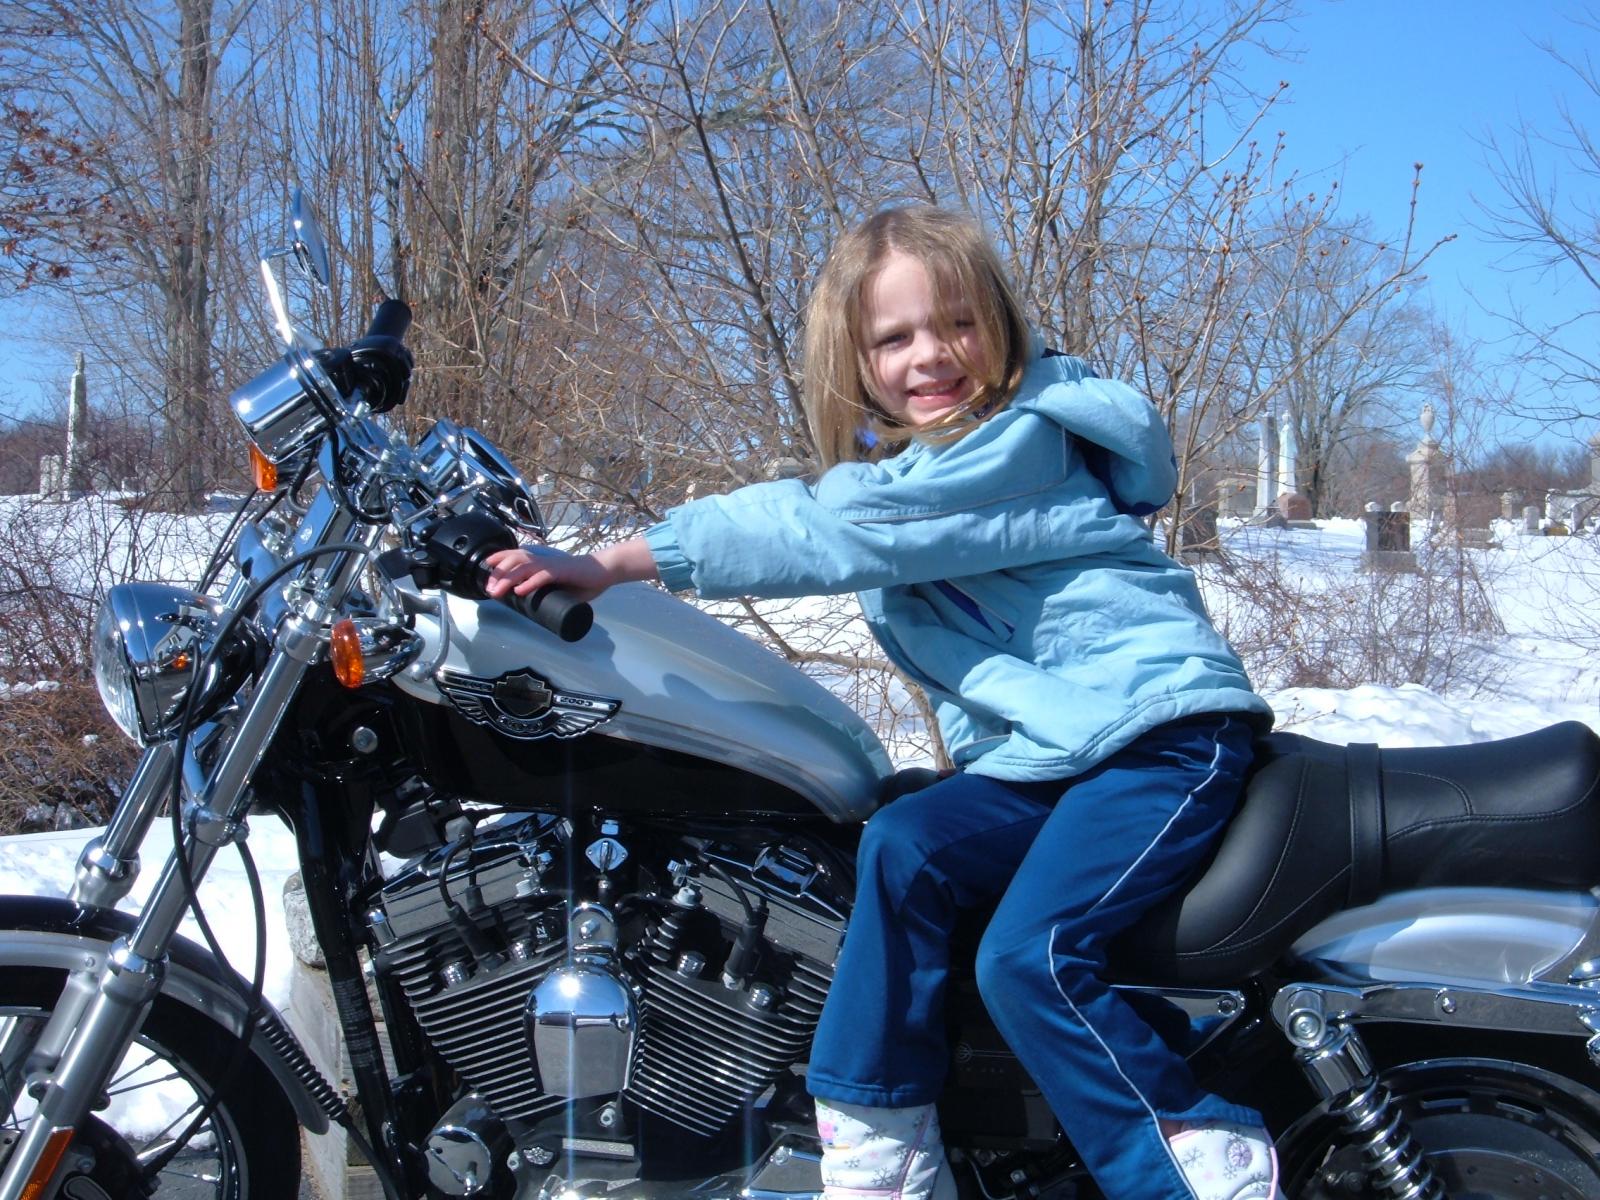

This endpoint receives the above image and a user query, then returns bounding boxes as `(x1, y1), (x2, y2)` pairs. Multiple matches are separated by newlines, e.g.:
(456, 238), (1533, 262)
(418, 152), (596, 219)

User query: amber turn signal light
(19, 1128), (76, 1200)
(248, 443), (278, 492)
(330, 619), (364, 689)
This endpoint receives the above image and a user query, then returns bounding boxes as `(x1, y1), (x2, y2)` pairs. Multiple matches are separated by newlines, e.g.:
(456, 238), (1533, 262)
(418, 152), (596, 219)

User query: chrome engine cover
(527, 905), (638, 1098)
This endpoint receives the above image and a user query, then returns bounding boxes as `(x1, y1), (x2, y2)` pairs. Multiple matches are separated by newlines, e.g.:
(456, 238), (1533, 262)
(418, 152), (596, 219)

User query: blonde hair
(802, 206), (1031, 468)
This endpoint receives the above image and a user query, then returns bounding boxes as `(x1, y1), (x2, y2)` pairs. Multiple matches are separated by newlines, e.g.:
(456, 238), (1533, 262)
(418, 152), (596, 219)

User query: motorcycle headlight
(93, 584), (256, 745)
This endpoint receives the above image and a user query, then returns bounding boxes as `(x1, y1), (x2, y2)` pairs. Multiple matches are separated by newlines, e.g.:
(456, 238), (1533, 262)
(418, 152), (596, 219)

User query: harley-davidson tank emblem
(436, 668), (620, 740)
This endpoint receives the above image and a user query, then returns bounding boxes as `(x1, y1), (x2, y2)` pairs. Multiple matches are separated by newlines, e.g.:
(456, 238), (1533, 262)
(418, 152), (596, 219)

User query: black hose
(194, 490), (259, 595)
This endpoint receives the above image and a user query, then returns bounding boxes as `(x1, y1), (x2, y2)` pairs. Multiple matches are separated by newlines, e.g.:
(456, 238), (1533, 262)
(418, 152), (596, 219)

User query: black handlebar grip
(505, 584), (594, 643)
(365, 298), (412, 342)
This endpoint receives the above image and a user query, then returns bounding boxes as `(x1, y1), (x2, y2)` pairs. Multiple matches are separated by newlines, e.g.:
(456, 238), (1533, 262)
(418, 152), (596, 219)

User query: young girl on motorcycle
(486, 205), (1280, 1200)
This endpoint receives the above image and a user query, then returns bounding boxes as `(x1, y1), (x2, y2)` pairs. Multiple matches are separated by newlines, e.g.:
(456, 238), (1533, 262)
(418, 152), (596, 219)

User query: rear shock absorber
(1279, 989), (1443, 1200)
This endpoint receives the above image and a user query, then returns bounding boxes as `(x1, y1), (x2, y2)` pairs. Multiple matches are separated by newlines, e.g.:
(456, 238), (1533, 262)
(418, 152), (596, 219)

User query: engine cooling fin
(384, 924), (569, 1124)
(627, 953), (833, 1136)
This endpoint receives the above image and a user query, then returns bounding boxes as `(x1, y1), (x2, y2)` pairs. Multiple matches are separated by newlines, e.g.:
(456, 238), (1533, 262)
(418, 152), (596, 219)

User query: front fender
(0, 893), (333, 1135)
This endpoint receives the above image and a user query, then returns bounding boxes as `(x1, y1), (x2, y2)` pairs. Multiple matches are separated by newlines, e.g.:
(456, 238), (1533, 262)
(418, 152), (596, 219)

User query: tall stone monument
(64, 352), (89, 497)
(1254, 413), (1277, 514)
(1407, 403), (1450, 531)
(1276, 417), (1297, 500)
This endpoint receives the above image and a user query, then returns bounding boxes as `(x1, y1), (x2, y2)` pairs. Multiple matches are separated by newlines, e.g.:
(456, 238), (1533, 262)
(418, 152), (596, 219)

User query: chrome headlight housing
(414, 418), (546, 536)
(93, 583), (257, 745)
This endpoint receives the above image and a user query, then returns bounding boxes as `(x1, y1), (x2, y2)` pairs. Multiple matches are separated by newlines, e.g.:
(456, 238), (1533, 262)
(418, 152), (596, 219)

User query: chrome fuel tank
(392, 584), (893, 822)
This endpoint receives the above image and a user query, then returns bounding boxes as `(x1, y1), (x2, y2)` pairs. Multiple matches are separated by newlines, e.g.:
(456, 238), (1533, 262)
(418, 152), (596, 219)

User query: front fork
(0, 620), (322, 1200)
(2, 556), (284, 1113)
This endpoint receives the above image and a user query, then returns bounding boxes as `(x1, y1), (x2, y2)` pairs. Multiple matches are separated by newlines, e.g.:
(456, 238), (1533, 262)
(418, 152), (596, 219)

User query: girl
(486, 206), (1280, 1200)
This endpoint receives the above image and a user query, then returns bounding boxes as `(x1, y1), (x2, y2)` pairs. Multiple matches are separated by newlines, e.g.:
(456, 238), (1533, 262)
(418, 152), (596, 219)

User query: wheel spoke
(105, 1068), (186, 1098)
(104, 1048), (164, 1092)
(140, 1096), (207, 1149)
(0, 1012), (47, 1133)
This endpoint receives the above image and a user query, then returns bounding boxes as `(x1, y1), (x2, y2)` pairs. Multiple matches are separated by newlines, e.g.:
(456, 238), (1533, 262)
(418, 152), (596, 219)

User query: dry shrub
(1204, 536), (1505, 694)
(0, 494), (171, 833)
(0, 682), (137, 834)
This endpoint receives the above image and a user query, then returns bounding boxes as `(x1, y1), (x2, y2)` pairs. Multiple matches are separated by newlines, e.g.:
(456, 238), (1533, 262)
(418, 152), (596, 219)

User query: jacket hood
(1009, 342), (1177, 517)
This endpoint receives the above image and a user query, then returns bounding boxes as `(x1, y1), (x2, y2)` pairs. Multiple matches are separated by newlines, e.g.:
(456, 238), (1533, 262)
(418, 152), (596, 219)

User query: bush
(0, 681), (137, 834)
(1204, 531), (1504, 694)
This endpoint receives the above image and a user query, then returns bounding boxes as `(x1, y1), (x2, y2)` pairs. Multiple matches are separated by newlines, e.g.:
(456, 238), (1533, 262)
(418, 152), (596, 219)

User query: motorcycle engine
(368, 813), (848, 1140)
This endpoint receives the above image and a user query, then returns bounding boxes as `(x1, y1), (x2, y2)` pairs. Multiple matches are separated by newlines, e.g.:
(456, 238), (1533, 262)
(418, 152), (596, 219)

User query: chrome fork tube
(127, 624), (318, 962)
(70, 740), (178, 910)
(0, 493), (379, 1196)
(4, 743), (185, 1118)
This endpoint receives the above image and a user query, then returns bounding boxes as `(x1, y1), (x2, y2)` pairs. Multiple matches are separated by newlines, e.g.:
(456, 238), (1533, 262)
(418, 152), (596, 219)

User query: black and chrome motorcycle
(5, 197), (1600, 1200)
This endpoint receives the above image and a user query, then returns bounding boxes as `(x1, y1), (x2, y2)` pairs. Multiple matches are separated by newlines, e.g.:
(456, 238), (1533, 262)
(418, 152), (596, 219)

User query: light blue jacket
(643, 352), (1272, 782)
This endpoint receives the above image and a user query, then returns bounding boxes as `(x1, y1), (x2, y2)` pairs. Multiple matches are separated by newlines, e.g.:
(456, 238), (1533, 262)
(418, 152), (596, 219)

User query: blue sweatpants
(807, 713), (1259, 1200)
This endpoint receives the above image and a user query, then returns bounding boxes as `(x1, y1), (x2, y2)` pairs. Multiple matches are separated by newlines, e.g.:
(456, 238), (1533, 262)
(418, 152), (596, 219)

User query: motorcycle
(3, 195), (1600, 1200)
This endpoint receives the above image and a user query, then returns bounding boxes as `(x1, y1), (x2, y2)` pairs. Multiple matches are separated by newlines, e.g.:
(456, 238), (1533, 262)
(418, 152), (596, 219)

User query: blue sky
(2, 0), (1592, 438)
(1243, 0), (1593, 433)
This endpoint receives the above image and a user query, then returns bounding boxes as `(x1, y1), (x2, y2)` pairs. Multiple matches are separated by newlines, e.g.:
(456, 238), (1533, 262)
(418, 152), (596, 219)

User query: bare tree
(1253, 217), (1434, 516)
(0, 0), (264, 507)
(883, 1), (1451, 545)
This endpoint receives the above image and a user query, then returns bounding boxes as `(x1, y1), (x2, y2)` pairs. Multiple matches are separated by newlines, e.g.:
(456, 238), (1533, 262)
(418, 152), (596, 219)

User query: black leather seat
(1107, 721), (1600, 985)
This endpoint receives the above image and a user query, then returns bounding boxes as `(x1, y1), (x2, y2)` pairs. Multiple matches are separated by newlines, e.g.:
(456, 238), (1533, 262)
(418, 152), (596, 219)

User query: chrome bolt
(349, 725), (379, 754)
(677, 950), (706, 977)
(1289, 1012), (1323, 1043)
(749, 984), (777, 1010)
(1437, 990), (1457, 1015)
(1217, 995), (1240, 1015)
(577, 916), (601, 938)
(599, 1103), (620, 1129)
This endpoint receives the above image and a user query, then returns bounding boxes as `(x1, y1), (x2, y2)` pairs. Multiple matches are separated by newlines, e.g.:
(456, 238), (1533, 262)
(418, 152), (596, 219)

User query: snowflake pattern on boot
(1166, 1121), (1283, 1200)
(814, 1099), (954, 1200)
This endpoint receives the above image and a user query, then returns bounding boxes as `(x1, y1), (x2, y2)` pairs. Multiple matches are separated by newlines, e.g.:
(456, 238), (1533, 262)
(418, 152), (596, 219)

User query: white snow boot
(1166, 1120), (1284, 1200)
(814, 1099), (957, 1200)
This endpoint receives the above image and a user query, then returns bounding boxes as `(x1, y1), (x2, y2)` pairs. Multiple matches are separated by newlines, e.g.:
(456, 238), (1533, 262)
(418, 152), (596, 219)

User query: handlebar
(482, 575), (595, 643)
(378, 513), (594, 643)
(365, 298), (412, 341)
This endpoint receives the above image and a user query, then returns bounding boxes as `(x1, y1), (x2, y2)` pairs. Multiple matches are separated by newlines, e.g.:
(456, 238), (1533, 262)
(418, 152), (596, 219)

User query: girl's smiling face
(861, 250), (992, 427)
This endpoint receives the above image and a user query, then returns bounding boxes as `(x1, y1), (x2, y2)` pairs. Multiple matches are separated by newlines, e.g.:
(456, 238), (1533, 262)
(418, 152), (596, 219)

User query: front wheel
(1278, 1057), (1600, 1199)
(0, 966), (302, 1199)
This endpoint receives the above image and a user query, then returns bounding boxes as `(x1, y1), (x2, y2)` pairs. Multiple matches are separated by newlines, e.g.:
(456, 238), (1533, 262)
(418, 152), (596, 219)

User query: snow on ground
(0, 816), (301, 1136)
(1221, 519), (1600, 741)
(0, 815), (301, 990)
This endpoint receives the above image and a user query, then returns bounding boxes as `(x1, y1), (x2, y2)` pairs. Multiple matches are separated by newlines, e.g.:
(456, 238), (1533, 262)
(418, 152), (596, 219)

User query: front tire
(0, 965), (301, 1199)
(1279, 1057), (1600, 1199)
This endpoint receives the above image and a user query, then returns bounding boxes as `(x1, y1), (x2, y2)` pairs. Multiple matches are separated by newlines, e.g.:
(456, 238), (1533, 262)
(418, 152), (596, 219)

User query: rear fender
(1289, 886), (1600, 988)
(0, 893), (333, 1134)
